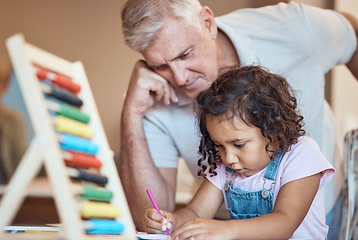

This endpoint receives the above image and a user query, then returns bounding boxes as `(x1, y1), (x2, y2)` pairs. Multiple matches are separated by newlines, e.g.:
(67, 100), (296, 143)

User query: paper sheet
(4, 226), (59, 233)
(136, 231), (168, 239)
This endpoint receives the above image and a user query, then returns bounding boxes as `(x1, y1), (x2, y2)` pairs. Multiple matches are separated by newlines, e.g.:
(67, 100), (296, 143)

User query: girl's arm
(171, 173), (321, 240)
(143, 179), (224, 234)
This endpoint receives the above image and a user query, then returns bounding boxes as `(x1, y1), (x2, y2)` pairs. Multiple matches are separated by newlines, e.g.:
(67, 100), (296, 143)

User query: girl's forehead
(206, 115), (266, 145)
(207, 114), (246, 127)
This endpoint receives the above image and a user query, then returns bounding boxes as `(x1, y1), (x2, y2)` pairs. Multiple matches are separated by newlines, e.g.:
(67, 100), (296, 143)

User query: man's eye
(179, 51), (191, 60)
(180, 53), (188, 59)
(154, 65), (168, 71)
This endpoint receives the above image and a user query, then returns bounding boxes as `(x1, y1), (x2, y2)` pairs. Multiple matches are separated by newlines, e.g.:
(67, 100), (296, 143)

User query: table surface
(1, 232), (137, 240)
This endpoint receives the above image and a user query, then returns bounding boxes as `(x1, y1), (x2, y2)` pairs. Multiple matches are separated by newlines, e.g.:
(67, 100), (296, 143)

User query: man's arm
(340, 11), (358, 79)
(119, 60), (178, 231)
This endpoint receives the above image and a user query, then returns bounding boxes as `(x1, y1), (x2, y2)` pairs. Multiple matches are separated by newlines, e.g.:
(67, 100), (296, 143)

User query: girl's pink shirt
(206, 136), (335, 239)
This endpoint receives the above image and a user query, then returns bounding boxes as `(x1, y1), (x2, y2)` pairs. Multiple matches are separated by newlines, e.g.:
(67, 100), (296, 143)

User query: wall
(332, 0), (358, 145)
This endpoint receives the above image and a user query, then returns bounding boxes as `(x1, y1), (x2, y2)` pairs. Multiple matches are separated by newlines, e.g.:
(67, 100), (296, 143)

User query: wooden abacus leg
(43, 142), (84, 240)
(0, 135), (43, 234)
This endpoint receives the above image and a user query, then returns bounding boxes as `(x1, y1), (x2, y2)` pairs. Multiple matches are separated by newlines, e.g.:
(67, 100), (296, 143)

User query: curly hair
(195, 65), (306, 178)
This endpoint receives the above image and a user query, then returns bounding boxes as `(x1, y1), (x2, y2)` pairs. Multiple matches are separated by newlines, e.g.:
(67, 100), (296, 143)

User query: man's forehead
(143, 20), (197, 64)
(146, 46), (192, 66)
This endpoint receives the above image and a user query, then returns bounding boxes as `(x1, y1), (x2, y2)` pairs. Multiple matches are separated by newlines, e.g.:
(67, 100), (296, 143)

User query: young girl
(143, 66), (335, 239)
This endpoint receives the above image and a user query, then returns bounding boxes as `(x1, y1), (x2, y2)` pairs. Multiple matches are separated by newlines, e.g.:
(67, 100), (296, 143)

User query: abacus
(0, 34), (137, 240)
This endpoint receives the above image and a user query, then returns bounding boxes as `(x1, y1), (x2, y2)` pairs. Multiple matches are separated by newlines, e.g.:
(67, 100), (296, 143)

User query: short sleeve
(205, 164), (230, 208)
(205, 164), (226, 191)
(279, 137), (335, 188)
(143, 111), (180, 168)
(302, 4), (357, 72)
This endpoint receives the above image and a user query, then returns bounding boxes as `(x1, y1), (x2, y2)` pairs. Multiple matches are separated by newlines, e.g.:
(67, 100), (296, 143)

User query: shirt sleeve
(279, 137), (335, 188)
(143, 109), (180, 168)
(205, 164), (226, 190)
(301, 3), (357, 72)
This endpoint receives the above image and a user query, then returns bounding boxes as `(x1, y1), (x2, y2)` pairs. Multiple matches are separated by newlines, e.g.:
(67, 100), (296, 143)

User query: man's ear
(199, 6), (217, 39)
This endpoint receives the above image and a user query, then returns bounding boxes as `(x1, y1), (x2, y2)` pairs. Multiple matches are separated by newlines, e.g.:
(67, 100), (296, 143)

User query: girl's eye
(234, 143), (245, 148)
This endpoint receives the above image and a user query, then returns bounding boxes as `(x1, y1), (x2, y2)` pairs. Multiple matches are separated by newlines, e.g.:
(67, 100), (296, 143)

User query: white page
(136, 231), (168, 239)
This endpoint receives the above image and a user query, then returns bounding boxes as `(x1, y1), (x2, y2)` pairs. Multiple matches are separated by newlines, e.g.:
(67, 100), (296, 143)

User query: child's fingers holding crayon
(144, 208), (173, 234)
(145, 188), (172, 235)
(143, 208), (164, 233)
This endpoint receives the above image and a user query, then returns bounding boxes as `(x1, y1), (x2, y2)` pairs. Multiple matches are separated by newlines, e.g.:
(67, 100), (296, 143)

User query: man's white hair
(121, 0), (203, 52)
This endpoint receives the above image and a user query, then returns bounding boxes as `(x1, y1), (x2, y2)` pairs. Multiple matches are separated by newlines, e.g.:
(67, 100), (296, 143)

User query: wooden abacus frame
(0, 34), (137, 240)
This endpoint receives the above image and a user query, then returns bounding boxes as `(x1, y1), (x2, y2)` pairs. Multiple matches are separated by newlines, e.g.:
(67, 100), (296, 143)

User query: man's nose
(170, 62), (188, 86)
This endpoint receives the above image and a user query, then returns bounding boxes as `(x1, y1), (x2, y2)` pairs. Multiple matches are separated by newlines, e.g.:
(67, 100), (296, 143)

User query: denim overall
(225, 150), (284, 219)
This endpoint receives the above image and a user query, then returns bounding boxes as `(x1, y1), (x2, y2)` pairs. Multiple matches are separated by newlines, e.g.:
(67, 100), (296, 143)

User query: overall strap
(225, 166), (236, 174)
(263, 149), (285, 181)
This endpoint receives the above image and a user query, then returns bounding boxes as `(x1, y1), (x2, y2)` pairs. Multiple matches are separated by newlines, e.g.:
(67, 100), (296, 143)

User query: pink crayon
(146, 189), (171, 235)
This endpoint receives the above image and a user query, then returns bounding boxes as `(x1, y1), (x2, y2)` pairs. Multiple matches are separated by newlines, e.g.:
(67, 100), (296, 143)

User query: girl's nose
(223, 151), (244, 170)
(225, 151), (240, 165)
(231, 161), (243, 170)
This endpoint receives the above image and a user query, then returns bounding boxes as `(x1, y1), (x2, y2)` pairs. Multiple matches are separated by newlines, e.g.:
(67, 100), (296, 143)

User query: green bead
(58, 103), (90, 123)
(80, 185), (113, 201)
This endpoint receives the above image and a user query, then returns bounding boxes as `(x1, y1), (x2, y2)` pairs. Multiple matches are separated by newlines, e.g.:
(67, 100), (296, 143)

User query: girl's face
(206, 115), (273, 177)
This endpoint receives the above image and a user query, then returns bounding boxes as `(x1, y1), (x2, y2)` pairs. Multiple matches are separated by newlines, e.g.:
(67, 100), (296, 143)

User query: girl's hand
(170, 218), (231, 240)
(143, 208), (174, 234)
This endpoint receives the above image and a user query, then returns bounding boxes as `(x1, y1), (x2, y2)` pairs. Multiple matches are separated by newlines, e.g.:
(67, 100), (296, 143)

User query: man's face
(142, 18), (219, 99)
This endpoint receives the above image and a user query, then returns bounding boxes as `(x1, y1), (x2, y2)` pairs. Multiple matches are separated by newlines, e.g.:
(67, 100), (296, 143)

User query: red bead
(54, 73), (81, 94)
(37, 67), (48, 80)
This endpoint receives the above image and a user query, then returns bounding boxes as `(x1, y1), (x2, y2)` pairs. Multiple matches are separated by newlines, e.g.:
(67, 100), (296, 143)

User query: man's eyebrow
(149, 62), (168, 69)
(149, 46), (193, 69)
(172, 46), (193, 61)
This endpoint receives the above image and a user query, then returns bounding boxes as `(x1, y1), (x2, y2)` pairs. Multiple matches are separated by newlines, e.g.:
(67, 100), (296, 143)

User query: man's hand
(123, 60), (178, 117)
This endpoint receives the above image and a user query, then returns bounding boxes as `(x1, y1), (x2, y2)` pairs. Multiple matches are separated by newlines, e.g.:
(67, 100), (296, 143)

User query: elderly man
(119, 0), (358, 238)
